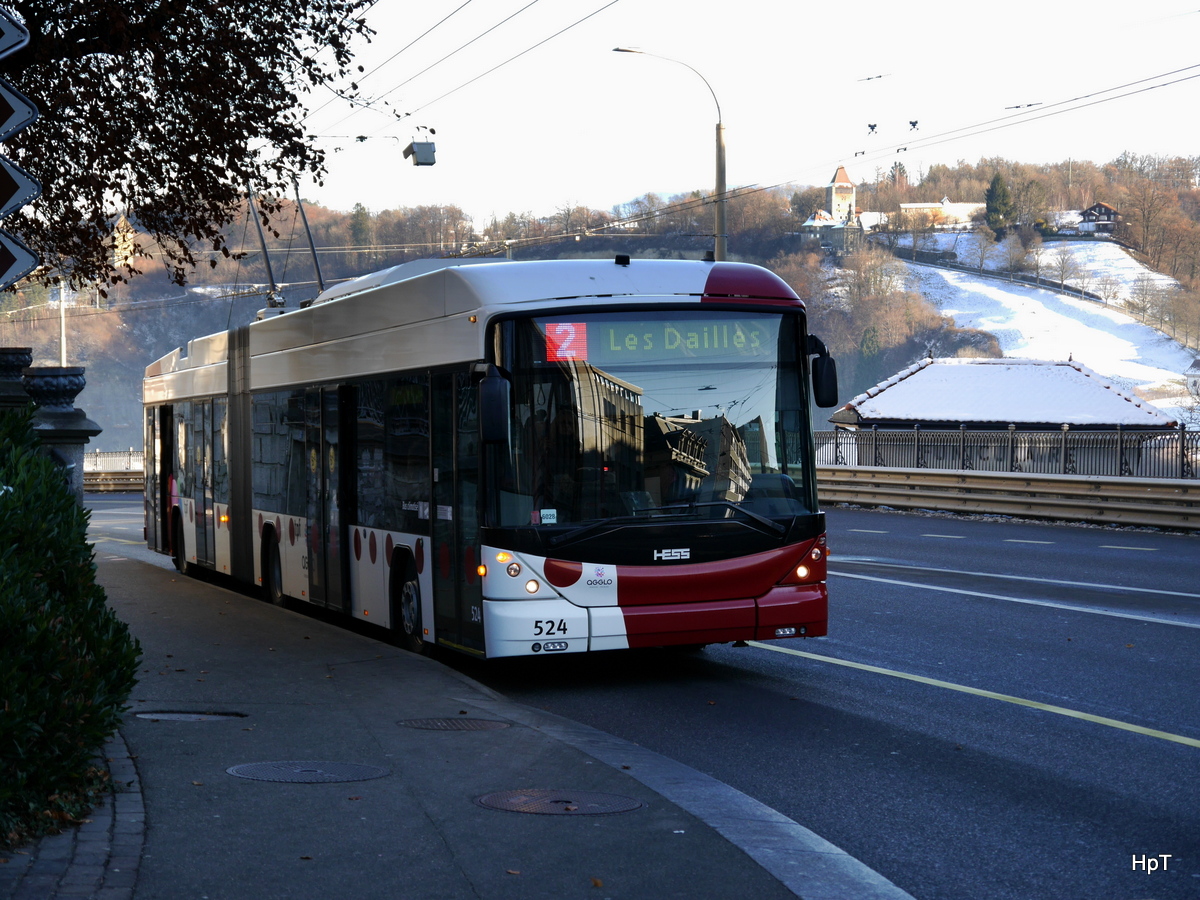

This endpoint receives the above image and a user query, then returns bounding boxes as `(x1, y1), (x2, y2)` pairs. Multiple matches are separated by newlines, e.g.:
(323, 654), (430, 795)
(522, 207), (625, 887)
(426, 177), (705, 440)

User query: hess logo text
(654, 548), (690, 561)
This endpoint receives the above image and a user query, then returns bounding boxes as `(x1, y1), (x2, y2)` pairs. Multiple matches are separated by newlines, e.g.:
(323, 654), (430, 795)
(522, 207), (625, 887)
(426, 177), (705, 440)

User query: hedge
(0, 406), (141, 847)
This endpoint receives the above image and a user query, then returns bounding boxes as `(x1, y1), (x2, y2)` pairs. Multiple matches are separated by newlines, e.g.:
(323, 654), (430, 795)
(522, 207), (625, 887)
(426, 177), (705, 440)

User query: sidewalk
(1, 556), (913, 900)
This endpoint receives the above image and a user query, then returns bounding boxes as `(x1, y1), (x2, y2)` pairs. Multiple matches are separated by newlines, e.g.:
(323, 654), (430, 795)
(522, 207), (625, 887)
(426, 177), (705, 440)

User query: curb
(0, 731), (145, 900)
(464, 696), (916, 900)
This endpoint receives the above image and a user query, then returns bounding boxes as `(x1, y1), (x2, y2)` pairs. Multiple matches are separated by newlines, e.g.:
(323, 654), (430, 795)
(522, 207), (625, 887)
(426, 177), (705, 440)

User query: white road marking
(834, 559), (1200, 600)
(829, 571), (1200, 629)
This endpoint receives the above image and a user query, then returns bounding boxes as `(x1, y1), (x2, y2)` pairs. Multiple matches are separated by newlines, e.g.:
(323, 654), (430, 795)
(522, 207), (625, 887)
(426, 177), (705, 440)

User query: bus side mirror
(812, 356), (838, 408)
(807, 334), (839, 409)
(478, 367), (511, 445)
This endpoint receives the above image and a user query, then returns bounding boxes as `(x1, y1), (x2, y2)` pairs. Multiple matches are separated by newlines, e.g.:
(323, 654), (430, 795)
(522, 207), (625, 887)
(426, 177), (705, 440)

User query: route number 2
(546, 322), (587, 361)
(534, 619), (568, 636)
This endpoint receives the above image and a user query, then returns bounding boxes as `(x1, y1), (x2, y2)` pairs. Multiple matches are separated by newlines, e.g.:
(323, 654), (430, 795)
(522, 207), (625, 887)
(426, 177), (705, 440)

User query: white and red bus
(143, 256), (838, 658)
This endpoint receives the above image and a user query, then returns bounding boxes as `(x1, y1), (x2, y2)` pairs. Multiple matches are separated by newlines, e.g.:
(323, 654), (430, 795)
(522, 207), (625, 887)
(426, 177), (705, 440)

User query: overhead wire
(305, 0), (481, 129)
(371, 0), (624, 130)
(368, 0), (545, 111)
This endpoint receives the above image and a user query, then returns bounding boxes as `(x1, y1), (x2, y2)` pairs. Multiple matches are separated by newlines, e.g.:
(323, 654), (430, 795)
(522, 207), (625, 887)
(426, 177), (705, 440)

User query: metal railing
(83, 448), (143, 472)
(815, 426), (1197, 480)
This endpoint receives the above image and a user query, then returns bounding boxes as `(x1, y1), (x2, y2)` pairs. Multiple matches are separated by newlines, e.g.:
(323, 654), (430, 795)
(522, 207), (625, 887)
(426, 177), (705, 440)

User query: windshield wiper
(546, 500), (787, 549)
(545, 511), (660, 549)
(657, 500), (789, 536)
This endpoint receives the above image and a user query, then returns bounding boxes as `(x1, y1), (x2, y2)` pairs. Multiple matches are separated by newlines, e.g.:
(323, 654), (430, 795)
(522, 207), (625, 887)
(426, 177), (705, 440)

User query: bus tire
(262, 530), (286, 607)
(391, 554), (429, 656)
(172, 513), (190, 576)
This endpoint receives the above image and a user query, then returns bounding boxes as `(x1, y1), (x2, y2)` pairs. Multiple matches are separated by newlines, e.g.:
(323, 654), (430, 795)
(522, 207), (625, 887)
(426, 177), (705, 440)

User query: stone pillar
(0, 346), (33, 409)
(20, 366), (102, 504)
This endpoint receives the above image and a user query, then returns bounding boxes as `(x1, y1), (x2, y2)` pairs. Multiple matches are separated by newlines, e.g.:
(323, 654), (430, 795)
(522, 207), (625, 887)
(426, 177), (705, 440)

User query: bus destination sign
(544, 318), (773, 365)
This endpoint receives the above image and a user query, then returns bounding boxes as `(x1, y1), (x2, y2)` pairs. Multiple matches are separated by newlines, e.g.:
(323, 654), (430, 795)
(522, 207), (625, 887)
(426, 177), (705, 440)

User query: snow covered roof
(830, 357), (1178, 429)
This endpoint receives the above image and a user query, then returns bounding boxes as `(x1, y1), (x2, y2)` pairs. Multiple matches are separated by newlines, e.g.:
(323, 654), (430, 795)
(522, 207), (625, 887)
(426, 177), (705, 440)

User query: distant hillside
(4, 290), (281, 450)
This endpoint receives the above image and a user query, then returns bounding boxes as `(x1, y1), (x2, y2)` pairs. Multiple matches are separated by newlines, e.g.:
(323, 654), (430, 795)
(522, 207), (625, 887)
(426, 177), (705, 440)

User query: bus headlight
(525, 579), (540, 594)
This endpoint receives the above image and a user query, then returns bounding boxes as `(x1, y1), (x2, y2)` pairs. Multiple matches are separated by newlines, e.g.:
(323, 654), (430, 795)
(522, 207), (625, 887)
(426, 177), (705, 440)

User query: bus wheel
(262, 533), (285, 607)
(172, 515), (190, 576)
(393, 561), (429, 656)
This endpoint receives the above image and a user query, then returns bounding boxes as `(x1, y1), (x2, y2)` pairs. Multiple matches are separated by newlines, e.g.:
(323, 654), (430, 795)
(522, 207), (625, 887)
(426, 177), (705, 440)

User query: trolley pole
(294, 182), (325, 294)
(247, 182), (281, 307)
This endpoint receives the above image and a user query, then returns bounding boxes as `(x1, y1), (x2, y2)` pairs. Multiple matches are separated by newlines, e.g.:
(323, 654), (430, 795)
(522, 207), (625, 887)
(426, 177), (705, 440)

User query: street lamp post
(613, 48), (726, 261)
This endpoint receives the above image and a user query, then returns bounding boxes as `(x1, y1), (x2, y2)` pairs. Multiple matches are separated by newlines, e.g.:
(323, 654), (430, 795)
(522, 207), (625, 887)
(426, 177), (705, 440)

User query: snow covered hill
(897, 236), (1197, 420)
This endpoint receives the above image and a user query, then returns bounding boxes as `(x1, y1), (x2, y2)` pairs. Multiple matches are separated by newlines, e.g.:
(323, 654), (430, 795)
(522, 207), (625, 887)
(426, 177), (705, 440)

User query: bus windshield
(494, 310), (814, 531)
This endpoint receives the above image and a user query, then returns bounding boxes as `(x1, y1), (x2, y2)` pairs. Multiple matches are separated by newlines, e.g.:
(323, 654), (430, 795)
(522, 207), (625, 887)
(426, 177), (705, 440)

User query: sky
(297, 0), (1200, 228)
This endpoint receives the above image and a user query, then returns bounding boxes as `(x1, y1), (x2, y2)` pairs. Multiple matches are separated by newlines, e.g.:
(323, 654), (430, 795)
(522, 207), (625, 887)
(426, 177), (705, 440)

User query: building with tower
(798, 165), (863, 251)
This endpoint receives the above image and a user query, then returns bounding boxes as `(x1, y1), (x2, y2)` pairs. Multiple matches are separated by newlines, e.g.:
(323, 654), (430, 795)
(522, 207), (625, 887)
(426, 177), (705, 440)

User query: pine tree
(985, 173), (1014, 230)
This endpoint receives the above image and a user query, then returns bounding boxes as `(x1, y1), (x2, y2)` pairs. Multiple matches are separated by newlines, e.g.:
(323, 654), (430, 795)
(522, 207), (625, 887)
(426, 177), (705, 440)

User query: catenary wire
(305, 0), (481, 129)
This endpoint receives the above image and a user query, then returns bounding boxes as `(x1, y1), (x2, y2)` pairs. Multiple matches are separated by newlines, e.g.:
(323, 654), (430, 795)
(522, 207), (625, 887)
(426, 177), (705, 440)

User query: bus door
(192, 399), (215, 567)
(430, 371), (484, 654)
(147, 405), (172, 553)
(305, 387), (348, 612)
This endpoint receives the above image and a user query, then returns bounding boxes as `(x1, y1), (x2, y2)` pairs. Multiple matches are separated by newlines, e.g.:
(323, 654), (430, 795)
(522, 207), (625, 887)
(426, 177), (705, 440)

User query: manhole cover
(399, 718), (511, 731)
(136, 712), (247, 722)
(226, 762), (390, 784)
(476, 790), (645, 816)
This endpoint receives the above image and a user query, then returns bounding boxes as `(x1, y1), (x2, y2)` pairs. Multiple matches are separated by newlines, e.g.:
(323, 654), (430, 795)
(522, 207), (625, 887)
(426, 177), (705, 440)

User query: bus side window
(383, 375), (431, 534)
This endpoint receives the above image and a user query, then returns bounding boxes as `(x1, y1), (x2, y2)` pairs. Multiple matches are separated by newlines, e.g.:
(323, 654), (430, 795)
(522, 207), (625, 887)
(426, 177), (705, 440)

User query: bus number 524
(534, 619), (567, 636)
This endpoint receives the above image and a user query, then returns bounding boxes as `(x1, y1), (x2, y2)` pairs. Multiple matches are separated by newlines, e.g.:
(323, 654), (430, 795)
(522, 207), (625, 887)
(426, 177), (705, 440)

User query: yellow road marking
(749, 641), (1200, 750)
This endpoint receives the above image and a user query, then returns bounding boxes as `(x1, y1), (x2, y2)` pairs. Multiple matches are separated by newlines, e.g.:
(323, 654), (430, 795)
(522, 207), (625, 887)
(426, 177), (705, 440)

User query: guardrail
(83, 470), (144, 491)
(818, 466), (1200, 531)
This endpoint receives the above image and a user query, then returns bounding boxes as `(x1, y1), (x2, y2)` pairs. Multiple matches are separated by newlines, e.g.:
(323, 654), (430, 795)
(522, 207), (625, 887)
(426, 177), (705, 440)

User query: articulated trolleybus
(144, 256), (839, 658)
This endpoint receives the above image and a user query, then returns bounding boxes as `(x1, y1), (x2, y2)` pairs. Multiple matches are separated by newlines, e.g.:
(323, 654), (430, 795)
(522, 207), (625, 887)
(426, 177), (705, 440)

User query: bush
(0, 407), (141, 848)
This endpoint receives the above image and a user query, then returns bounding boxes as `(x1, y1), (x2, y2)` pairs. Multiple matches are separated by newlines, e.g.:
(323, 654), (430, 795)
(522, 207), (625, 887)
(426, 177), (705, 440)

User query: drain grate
(476, 789), (645, 816)
(399, 717), (511, 731)
(226, 762), (390, 784)
(136, 711), (247, 722)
